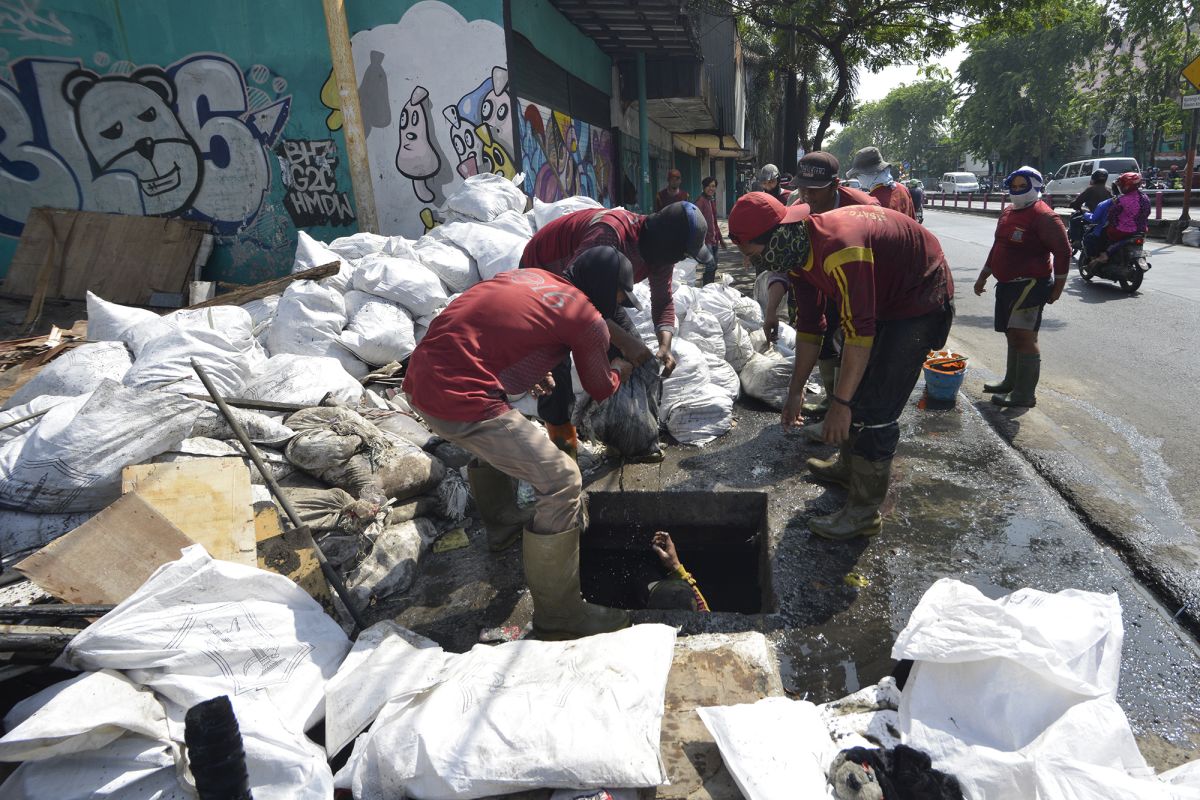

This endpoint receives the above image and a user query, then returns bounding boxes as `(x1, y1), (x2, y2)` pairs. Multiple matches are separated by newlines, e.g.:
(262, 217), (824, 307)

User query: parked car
(939, 172), (980, 194)
(1044, 157), (1140, 199)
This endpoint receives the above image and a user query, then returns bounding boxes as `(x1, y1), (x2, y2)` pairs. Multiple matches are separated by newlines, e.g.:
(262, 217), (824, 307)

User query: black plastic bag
(575, 361), (662, 457)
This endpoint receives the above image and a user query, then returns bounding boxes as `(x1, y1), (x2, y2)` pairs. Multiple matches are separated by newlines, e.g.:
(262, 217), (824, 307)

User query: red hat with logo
(728, 192), (810, 244)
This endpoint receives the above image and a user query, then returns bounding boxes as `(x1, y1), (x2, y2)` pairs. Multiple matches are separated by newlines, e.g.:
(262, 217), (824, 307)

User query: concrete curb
(949, 334), (1200, 638)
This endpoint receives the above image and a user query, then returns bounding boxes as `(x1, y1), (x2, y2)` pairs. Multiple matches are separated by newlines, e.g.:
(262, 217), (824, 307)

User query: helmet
(1091, 169), (1108, 183)
(1116, 171), (1142, 192)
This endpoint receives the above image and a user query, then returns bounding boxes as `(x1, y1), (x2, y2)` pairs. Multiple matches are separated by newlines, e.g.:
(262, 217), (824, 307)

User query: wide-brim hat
(846, 146), (890, 178)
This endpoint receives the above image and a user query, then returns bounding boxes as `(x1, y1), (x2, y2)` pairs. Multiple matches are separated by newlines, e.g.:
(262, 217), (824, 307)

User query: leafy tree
(954, 0), (1105, 170)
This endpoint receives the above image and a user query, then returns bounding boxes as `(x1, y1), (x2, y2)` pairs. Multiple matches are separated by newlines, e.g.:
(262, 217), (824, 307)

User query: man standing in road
(519, 202), (714, 456)
(729, 194), (954, 540)
(655, 168), (689, 211)
(847, 146), (917, 220)
(403, 249), (637, 640)
(773, 152), (881, 439)
(973, 167), (1069, 409)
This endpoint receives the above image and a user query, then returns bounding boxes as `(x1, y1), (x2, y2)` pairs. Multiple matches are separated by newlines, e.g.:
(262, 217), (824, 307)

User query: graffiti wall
(0, 0), (358, 283)
(518, 99), (615, 207)
(346, 0), (517, 237)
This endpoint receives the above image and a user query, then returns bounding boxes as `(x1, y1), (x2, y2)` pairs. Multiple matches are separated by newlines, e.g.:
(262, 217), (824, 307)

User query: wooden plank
(186, 261), (341, 309)
(121, 458), (258, 566)
(3, 208), (207, 305)
(15, 493), (195, 605)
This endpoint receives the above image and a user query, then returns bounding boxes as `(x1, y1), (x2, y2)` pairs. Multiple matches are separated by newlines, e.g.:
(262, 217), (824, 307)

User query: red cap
(728, 192), (810, 244)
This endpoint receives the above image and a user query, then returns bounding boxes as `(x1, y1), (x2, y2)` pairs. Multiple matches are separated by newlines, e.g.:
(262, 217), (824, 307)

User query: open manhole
(580, 491), (772, 613)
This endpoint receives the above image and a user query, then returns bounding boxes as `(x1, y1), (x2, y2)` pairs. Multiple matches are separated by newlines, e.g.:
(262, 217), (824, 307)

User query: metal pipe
(191, 360), (368, 632)
(0, 605), (115, 619)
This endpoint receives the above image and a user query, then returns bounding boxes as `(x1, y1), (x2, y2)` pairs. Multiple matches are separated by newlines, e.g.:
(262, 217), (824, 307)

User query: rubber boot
(467, 462), (533, 551)
(805, 433), (856, 488)
(991, 353), (1040, 408)
(803, 359), (840, 416)
(523, 526), (631, 640)
(545, 422), (579, 462)
(809, 456), (890, 540)
(983, 347), (1017, 394)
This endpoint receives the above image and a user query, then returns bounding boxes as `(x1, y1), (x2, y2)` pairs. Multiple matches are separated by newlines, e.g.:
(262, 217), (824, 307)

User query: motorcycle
(1072, 212), (1151, 293)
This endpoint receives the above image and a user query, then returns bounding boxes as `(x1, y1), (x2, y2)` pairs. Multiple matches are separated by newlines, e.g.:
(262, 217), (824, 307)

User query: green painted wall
(0, 0), (365, 285)
(511, 0), (611, 94)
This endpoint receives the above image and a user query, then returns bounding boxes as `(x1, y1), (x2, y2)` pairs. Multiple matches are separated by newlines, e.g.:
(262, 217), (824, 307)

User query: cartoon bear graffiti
(443, 66), (516, 181)
(395, 85), (443, 203)
(62, 66), (204, 217)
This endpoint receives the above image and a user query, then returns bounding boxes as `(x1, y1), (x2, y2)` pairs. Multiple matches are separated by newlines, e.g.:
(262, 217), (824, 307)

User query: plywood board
(121, 458), (257, 566)
(3, 207), (208, 304)
(15, 493), (195, 604)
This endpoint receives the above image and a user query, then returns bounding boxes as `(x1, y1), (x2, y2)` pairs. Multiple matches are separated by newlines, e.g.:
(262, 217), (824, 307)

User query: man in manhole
(403, 246), (638, 638)
(729, 194), (954, 540)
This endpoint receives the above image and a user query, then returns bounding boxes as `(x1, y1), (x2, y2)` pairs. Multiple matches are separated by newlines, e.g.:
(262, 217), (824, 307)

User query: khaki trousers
(413, 405), (582, 534)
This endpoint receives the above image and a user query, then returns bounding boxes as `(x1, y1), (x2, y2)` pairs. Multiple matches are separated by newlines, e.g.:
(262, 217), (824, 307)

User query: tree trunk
(783, 65), (799, 173)
(812, 39), (850, 151)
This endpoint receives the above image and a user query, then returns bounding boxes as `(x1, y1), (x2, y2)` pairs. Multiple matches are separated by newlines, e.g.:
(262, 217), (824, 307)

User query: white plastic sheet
(2, 342), (132, 410)
(0, 381), (200, 513)
(334, 623), (676, 800)
(697, 697), (835, 800)
(894, 579), (1158, 800)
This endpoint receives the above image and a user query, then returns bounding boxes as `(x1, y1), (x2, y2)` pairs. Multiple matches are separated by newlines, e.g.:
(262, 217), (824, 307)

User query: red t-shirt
(402, 270), (619, 423)
(519, 208), (676, 331)
(655, 187), (689, 211)
(869, 182), (917, 219)
(836, 185), (881, 208)
(984, 202), (1071, 282)
(785, 206), (953, 347)
(696, 195), (720, 246)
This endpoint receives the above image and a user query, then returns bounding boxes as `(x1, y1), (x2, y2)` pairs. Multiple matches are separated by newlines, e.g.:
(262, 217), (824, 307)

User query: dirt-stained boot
(808, 456), (890, 540)
(991, 353), (1040, 408)
(545, 422), (579, 461)
(803, 359), (840, 416)
(523, 526), (631, 640)
(467, 461), (532, 551)
(805, 433), (857, 488)
(983, 347), (1017, 394)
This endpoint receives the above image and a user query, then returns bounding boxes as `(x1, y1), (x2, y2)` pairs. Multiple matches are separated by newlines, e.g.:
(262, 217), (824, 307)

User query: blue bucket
(923, 350), (967, 402)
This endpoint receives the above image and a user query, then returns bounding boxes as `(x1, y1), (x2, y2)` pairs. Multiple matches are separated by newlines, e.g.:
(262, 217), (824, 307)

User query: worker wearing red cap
(519, 202), (714, 457)
(728, 193), (954, 540)
(655, 168), (690, 211)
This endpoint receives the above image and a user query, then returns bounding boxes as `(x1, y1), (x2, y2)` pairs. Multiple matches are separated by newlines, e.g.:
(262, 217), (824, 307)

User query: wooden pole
(322, 0), (379, 234)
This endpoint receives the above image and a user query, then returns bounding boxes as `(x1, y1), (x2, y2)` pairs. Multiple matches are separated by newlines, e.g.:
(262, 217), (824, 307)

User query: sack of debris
(293, 229), (352, 292)
(2, 341), (132, 410)
(412, 235), (474, 293)
(705, 353), (741, 402)
(576, 361), (662, 458)
(531, 195), (602, 231)
(659, 339), (711, 420)
(352, 253), (449, 318)
(285, 405), (443, 502)
(123, 323), (257, 397)
(679, 308), (726, 360)
(339, 290), (416, 366)
(345, 517), (440, 604)
(268, 281), (368, 378)
(326, 230), (392, 260)
(429, 221), (528, 282)
(739, 347), (794, 410)
(442, 172), (528, 223)
(240, 354), (363, 406)
(663, 383), (734, 446)
(0, 380), (201, 513)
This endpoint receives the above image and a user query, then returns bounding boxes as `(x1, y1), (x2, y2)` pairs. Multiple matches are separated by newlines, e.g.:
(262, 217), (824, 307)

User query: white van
(939, 172), (980, 194)
(1044, 157), (1140, 198)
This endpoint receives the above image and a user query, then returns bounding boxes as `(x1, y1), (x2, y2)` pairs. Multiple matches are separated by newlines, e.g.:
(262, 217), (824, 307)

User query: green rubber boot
(467, 461), (533, 551)
(809, 456), (890, 540)
(524, 526), (631, 640)
(991, 353), (1040, 408)
(803, 359), (840, 416)
(983, 347), (1017, 394)
(805, 435), (855, 489)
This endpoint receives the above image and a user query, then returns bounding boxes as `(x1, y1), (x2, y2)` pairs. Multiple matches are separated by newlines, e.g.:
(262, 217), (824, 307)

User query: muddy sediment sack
(284, 405), (443, 502)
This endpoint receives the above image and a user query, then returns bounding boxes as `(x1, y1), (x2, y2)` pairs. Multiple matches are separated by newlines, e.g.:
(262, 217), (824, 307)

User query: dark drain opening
(580, 491), (771, 614)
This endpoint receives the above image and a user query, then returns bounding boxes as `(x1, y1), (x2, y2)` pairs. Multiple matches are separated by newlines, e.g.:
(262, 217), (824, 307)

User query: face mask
(1010, 191), (1039, 209)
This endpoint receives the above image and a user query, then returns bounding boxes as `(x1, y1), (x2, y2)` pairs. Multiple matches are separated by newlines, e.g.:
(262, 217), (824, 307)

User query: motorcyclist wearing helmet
(1082, 172), (1150, 264)
(1070, 169), (1111, 213)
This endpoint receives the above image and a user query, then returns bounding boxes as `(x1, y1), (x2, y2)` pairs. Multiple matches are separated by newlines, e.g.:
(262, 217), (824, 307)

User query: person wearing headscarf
(973, 167), (1070, 409)
(518, 202), (713, 455)
(847, 147), (917, 220)
(728, 193), (954, 541)
(402, 246), (639, 640)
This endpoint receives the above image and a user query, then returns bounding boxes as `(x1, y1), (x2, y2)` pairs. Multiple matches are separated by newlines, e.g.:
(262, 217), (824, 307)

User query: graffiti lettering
(0, 53), (291, 238)
(0, 0), (73, 45)
(277, 138), (355, 228)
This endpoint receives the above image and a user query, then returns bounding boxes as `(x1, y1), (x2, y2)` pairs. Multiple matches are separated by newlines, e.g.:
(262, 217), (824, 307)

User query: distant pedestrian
(973, 166), (1069, 409)
(847, 146), (917, 220)
(695, 176), (727, 285)
(1169, 164), (1180, 189)
(757, 163), (787, 203)
(655, 168), (689, 211)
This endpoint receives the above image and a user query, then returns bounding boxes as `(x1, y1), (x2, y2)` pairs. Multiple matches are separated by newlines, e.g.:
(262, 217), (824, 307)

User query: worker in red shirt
(655, 168), (689, 211)
(519, 202), (714, 456)
(730, 194), (954, 540)
(781, 152), (881, 440)
(847, 146), (917, 220)
(973, 167), (1070, 408)
(403, 247), (638, 639)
